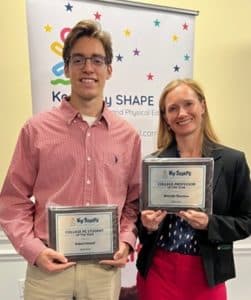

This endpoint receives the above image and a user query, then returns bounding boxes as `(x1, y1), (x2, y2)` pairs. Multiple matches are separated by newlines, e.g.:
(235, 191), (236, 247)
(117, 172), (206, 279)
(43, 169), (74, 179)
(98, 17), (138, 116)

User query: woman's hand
(141, 210), (167, 231)
(177, 209), (209, 230)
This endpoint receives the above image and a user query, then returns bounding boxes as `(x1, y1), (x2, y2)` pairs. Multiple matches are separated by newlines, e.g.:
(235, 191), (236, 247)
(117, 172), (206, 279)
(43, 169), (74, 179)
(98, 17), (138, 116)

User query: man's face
(65, 36), (112, 104)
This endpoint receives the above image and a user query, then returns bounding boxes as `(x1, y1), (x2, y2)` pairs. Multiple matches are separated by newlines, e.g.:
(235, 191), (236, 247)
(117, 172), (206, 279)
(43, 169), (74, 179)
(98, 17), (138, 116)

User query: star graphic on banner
(65, 2), (73, 12)
(116, 54), (123, 62)
(154, 19), (160, 27)
(133, 48), (140, 56)
(184, 54), (190, 61)
(147, 73), (154, 80)
(123, 28), (131, 37)
(94, 11), (101, 20)
(44, 24), (52, 32)
(173, 65), (180, 72)
(182, 22), (189, 30)
(172, 35), (179, 42)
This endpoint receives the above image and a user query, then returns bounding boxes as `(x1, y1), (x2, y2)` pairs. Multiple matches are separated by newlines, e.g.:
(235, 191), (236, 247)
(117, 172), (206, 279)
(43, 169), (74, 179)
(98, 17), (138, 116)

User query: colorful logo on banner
(50, 27), (71, 87)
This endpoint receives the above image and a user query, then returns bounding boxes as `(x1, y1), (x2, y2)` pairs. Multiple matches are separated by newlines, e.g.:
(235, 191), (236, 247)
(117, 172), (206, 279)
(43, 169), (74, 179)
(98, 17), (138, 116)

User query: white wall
(227, 239), (251, 299)
(0, 230), (26, 300)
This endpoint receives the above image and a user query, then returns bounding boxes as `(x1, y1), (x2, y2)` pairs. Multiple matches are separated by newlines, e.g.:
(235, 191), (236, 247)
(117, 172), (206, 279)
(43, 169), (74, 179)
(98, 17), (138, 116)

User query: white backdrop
(26, 0), (198, 289)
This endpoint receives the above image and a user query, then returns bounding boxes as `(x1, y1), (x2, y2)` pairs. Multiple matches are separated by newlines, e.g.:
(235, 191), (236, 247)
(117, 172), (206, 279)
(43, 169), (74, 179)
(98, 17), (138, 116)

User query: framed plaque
(141, 157), (214, 214)
(48, 205), (119, 261)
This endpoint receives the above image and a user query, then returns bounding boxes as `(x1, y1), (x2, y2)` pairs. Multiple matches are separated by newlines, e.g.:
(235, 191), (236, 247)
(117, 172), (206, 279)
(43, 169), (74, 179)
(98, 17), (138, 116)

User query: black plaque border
(141, 157), (214, 214)
(48, 205), (119, 261)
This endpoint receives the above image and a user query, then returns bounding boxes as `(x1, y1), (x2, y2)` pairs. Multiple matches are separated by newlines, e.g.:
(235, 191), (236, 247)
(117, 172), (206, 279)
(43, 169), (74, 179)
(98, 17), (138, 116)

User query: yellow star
(123, 28), (131, 37)
(172, 35), (179, 42)
(44, 24), (53, 32)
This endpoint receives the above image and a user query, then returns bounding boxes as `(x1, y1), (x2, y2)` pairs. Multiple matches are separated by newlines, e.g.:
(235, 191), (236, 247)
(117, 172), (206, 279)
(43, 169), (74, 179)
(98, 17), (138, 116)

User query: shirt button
(87, 157), (91, 161)
(87, 132), (91, 137)
(86, 202), (90, 206)
(86, 179), (91, 184)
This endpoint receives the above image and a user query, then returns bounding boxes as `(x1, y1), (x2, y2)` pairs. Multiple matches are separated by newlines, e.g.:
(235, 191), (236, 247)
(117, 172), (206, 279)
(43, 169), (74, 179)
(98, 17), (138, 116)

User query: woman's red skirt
(137, 248), (227, 300)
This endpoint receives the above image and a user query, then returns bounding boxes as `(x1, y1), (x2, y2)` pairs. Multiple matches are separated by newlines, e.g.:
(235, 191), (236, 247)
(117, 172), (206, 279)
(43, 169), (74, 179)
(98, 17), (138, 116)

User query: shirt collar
(101, 105), (112, 129)
(59, 98), (111, 129)
(60, 98), (80, 124)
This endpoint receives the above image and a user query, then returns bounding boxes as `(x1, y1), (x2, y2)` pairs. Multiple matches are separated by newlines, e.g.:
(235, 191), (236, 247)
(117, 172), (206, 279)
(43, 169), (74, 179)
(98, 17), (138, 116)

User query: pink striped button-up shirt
(0, 100), (141, 264)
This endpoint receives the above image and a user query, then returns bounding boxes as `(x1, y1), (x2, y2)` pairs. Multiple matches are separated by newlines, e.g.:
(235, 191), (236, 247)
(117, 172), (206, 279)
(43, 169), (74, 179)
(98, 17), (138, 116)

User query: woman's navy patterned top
(157, 214), (200, 255)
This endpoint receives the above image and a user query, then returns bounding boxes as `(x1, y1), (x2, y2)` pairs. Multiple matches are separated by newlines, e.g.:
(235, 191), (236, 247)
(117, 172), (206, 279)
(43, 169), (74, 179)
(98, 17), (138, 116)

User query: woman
(136, 79), (251, 300)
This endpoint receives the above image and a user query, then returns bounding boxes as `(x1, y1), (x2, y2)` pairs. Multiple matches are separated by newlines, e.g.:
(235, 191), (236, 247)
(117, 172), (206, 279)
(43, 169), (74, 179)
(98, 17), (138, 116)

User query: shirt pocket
(103, 151), (130, 194)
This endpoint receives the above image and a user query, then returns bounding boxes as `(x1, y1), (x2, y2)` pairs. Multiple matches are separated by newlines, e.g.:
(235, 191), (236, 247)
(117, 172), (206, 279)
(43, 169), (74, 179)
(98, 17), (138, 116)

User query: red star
(147, 73), (154, 80)
(182, 23), (189, 30)
(94, 11), (101, 20)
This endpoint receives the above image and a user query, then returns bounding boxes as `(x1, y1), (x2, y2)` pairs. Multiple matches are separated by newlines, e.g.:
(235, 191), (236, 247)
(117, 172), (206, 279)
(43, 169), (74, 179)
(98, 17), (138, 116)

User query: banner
(26, 0), (197, 156)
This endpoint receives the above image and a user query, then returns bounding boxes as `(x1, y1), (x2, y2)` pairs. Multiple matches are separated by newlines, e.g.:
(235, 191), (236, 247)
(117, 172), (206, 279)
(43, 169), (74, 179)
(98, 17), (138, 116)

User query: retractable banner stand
(26, 0), (198, 296)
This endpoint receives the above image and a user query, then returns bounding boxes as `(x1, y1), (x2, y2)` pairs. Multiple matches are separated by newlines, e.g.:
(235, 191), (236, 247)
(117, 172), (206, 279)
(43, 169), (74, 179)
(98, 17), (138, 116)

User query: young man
(0, 20), (141, 300)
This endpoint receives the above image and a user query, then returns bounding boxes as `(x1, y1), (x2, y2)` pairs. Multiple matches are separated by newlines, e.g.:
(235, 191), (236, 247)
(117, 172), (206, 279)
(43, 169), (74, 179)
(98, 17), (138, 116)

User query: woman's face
(164, 84), (205, 139)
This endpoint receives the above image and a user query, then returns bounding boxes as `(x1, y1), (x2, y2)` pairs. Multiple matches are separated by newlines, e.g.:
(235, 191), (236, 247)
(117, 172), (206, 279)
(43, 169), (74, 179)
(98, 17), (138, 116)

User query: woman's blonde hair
(157, 78), (219, 151)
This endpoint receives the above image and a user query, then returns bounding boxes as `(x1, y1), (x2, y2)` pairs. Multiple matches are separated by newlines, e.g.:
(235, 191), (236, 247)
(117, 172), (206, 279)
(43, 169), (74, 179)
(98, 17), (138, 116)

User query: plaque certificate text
(48, 206), (119, 261)
(142, 157), (214, 213)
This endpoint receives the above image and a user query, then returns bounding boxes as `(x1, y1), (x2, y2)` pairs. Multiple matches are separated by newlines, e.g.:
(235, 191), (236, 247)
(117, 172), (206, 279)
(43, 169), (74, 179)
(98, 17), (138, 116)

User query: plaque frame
(48, 205), (119, 261)
(141, 157), (214, 214)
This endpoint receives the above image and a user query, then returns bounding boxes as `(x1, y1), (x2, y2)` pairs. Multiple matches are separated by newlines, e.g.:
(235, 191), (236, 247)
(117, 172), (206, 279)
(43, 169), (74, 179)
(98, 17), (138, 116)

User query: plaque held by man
(48, 205), (119, 261)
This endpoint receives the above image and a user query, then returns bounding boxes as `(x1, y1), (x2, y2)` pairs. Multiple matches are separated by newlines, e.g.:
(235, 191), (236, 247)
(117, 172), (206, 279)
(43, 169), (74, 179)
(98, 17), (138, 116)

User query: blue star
(154, 19), (160, 27)
(116, 54), (123, 62)
(173, 65), (180, 72)
(184, 54), (190, 61)
(65, 2), (73, 12)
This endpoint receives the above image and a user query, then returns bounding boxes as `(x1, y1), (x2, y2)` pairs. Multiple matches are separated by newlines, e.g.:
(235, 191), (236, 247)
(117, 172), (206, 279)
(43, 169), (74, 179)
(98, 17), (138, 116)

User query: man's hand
(177, 209), (209, 230)
(35, 248), (76, 273)
(99, 241), (130, 268)
(141, 210), (167, 231)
